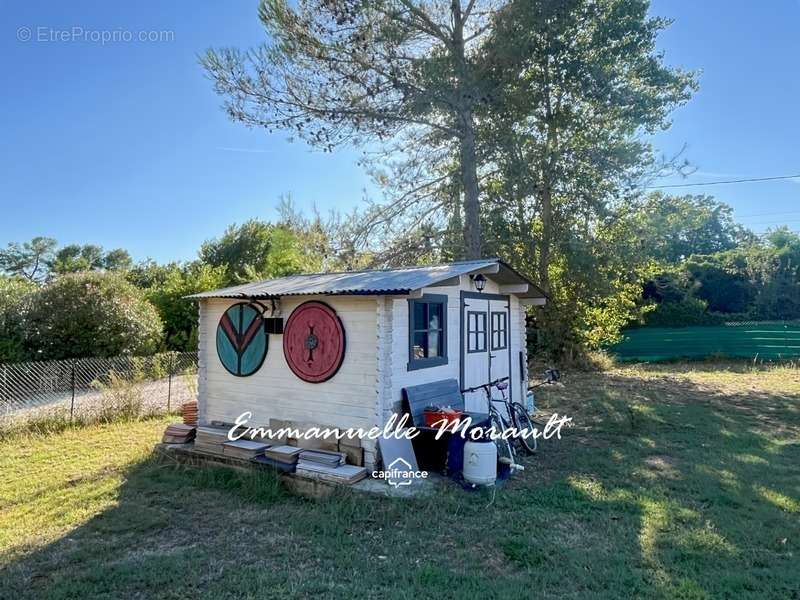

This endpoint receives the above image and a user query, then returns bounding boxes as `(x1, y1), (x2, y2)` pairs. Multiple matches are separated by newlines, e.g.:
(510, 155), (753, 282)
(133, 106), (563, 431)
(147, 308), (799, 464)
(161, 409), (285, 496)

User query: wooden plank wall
(510, 294), (528, 403)
(384, 277), (528, 418)
(198, 296), (379, 467)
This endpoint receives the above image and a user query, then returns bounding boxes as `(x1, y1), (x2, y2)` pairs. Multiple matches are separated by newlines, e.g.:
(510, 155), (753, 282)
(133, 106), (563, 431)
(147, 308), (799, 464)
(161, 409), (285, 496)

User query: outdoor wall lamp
(249, 297), (284, 334)
(471, 273), (487, 293)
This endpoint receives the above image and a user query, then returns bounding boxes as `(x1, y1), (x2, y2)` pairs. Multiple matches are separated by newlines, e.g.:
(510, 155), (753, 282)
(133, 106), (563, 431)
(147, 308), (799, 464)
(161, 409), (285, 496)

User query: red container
(423, 407), (463, 428)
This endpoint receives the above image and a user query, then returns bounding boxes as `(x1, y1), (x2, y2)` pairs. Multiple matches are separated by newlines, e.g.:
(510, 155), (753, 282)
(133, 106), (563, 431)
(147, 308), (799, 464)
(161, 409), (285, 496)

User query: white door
(489, 299), (511, 391)
(461, 294), (511, 413)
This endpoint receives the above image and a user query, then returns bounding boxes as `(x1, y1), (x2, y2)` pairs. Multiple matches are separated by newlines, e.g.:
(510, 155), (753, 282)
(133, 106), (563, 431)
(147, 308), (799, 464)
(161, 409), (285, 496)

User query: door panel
(489, 299), (511, 418)
(462, 299), (489, 412)
(461, 294), (512, 413)
(489, 300), (510, 388)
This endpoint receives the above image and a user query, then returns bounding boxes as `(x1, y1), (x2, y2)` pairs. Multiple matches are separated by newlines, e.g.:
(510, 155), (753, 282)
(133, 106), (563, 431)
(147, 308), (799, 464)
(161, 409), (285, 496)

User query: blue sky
(1, 1), (798, 263)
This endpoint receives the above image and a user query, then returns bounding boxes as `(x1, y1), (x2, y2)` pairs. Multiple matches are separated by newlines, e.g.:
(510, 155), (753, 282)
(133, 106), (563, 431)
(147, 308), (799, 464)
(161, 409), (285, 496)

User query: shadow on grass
(1, 369), (799, 599)
(504, 369), (800, 598)
(0, 458), (290, 599)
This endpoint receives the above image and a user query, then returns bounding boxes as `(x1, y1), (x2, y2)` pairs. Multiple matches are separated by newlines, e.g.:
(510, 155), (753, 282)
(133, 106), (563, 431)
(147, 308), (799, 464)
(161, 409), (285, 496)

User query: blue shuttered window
(407, 294), (448, 371)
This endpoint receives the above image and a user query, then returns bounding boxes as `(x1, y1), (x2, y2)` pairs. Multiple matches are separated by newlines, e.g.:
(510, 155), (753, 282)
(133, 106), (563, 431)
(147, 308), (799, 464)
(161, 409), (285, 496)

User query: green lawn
(1, 363), (799, 599)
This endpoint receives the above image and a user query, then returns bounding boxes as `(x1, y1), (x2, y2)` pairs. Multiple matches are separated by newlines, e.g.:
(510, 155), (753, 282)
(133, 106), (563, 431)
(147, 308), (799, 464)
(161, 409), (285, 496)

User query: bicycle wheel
(511, 402), (537, 455)
(490, 411), (516, 469)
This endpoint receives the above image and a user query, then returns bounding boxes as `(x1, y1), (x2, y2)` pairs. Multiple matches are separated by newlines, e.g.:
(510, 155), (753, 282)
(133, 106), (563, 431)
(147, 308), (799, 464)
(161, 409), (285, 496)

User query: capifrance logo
(372, 458), (428, 487)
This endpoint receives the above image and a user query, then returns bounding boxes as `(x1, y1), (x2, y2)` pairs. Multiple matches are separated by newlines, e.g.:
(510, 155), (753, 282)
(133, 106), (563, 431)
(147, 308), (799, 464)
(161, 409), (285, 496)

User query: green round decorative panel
(216, 303), (268, 377)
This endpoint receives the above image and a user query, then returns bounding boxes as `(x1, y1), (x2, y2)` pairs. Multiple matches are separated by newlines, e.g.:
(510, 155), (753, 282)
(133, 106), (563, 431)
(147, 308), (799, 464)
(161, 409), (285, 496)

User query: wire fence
(0, 352), (198, 423)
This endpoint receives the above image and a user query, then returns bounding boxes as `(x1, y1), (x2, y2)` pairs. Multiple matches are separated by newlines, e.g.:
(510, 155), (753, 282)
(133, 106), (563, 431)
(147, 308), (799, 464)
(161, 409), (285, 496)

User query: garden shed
(189, 259), (546, 469)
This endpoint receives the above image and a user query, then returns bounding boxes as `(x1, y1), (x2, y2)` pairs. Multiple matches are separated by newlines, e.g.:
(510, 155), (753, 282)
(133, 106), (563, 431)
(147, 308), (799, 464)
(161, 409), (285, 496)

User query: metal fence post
(69, 360), (76, 422)
(1, 364), (6, 415)
(167, 352), (176, 413)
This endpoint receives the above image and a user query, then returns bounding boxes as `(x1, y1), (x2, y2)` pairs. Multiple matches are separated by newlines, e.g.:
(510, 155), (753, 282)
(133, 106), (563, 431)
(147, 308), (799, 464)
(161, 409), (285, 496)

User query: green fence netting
(610, 322), (800, 362)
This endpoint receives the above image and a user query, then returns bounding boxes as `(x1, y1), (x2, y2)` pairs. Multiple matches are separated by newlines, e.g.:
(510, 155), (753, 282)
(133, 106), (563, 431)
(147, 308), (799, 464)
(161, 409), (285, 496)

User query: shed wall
(383, 277), (528, 421)
(196, 280), (530, 471)
(198, 295), (379, 466)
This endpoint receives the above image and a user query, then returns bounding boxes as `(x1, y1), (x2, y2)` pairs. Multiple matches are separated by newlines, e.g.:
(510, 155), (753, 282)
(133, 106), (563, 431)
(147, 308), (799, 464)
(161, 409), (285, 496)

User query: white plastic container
(463, 439), (497, 485)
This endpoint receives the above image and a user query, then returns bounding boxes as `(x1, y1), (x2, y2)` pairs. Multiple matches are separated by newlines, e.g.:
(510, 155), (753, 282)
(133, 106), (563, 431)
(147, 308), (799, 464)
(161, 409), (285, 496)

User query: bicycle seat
(496, 381), (508, 390)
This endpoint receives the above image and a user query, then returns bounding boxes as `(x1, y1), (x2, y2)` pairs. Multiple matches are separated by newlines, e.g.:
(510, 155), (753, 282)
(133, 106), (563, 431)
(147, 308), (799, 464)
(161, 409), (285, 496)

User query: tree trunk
(538, 183), (552, 294)
(460, 112), (482, 260)
(452, 0), (481, 260)
(539, 59), (557, 294)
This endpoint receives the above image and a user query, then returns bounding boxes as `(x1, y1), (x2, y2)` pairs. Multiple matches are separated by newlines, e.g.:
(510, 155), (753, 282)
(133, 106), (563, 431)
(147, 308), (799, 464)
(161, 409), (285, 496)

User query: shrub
(199, 219), (309, 284)
(0, 277), (36, 362)
(25, 271), (163, 360)
(643, 297), (724, 327)
(685, 254), (756, 313)
(132, 262), (226, 351)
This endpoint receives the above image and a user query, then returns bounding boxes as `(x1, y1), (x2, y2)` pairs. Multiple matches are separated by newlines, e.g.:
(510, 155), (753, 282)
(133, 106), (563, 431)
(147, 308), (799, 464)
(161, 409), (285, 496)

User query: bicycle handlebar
(528, 368), (561, 390)
(461, 376), (509, 395)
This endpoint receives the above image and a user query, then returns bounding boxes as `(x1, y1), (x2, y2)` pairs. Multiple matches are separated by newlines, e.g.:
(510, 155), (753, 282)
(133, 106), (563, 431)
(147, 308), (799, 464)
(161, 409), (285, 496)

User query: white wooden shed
(190, 259), (546, 468)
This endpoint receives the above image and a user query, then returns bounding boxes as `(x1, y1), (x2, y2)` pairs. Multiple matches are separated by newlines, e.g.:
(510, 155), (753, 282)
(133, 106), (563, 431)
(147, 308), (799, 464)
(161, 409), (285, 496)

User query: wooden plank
(204, 403), (376, 430)
(268, 418), (290, 444)
(339, 444), (364, 466)
(208, 396), (374, 419)
(295, 462), (367, 484)
(401, 378), (463, 427)
(426, 275), (462, 287)
(402, 378), (462, 402)
(498, 283), (529, 294)
(291, 422), (341, 451)
(205, 374), (377, 392)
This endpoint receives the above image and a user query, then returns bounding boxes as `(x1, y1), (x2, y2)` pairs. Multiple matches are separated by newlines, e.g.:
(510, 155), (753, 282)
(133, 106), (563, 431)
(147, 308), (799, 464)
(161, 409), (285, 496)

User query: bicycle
(461, 377), (532, 472)
(494, 377), (538, 455)
(461, 370), (562, 474)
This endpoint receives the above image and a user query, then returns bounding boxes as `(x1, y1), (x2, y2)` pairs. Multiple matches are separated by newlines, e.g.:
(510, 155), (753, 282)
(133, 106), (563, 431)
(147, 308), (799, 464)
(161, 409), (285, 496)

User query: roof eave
(184, 258), (548, 301)
(185, 288), (414, 300)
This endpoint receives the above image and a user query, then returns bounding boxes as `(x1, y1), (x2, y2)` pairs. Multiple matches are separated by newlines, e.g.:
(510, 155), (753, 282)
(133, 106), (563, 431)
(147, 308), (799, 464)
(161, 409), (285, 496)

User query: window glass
(491, 311), (507, 350)
(408, 296), (447, 370)
(413, 301), (426, 330)
(428, 330), (440, 357)
(429, 303), (442, 330)
(412, 331), (428, 358)
(468, 311), (487, 352)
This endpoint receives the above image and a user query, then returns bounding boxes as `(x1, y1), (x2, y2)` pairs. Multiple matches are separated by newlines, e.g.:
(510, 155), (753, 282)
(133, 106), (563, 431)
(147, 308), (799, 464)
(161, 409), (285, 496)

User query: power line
(736, 209), (800, 219)
(739, 218), (800, 226)
(647, 173), (800, 189)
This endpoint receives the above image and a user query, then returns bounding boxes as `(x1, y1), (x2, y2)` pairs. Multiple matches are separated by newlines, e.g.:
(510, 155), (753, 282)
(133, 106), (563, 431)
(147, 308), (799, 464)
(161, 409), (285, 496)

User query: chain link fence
(0, 352), (197, 424)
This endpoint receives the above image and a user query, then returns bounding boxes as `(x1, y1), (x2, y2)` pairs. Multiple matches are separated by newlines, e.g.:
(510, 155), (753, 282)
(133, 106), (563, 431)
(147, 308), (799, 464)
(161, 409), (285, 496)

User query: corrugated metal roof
(187, 258), (545, 300)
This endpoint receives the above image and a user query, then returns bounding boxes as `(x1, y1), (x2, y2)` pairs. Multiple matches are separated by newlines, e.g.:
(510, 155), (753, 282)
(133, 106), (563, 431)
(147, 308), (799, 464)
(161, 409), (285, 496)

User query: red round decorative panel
(283, 301), (346, 383)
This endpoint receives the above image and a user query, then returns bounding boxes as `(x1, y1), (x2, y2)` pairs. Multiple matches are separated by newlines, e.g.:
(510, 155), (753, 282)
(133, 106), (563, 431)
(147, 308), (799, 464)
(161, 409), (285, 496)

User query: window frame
(407, 294), (448, 371)
(490, 311), (508, 351)
(467, 310), (488, 353)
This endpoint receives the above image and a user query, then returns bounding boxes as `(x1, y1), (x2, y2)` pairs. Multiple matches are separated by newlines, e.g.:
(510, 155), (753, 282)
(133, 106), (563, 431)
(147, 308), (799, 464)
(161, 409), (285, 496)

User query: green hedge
(643, 298), (725, 327)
